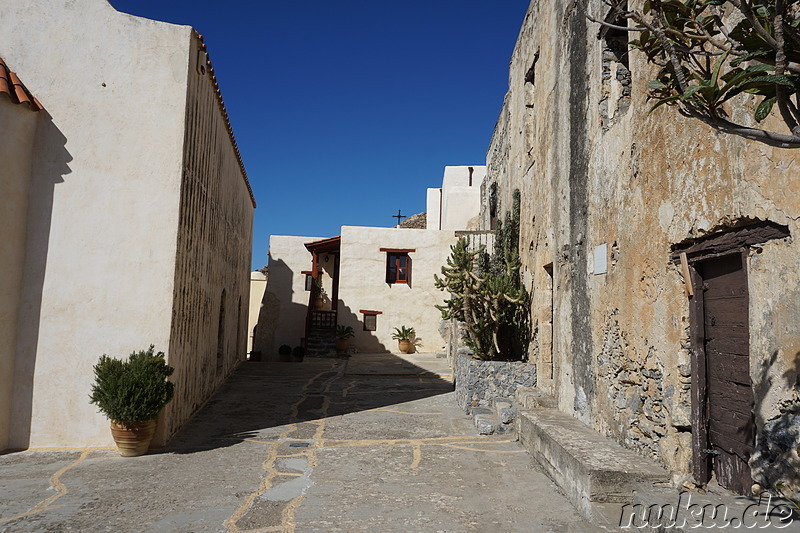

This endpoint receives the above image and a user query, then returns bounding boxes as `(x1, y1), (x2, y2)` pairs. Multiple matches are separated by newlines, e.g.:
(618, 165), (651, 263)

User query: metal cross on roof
(392, 209), (406, 226)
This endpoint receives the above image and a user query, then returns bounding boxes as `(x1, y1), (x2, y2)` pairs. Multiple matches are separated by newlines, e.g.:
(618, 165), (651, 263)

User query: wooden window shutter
(406, 254), (412, 287)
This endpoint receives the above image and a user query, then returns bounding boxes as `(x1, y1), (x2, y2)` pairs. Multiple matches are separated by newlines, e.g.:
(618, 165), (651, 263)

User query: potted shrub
(312, 278), (327, 310)
(89, 346), (174, 457)
(291, 345), (305, 362)
(278, 344), (292, 362)
(392, 326), (415, 354)
(335, 325), (354, 354)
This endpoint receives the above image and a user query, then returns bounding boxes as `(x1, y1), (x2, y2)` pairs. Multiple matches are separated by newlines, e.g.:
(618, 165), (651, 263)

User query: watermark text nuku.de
(619, 492), (797, 529)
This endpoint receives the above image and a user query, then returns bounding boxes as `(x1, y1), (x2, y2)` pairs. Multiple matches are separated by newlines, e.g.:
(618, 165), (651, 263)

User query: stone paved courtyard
(0, 353), (588, 532)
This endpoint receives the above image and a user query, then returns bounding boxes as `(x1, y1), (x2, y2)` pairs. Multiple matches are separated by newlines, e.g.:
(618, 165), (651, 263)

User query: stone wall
(454, 353), (536, 413)
(482, 0), (800, 492)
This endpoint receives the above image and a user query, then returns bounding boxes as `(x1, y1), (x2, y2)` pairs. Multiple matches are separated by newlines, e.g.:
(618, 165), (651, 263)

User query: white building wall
(1, 1), (192, 448)
(248, 272), (267, 355)
(161, 31), (255, 445)
(254, 236), (324, 360)
(426, 166), (485, 231)
(337, 226), (456, 353)
(426, 188), (442, 230)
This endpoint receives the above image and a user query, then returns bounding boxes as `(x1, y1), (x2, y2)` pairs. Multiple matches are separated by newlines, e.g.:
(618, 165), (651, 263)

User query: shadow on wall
(337, 303), (389, 354)
(10, 113), (72, 449)
(251, 258), (310, 361)
(752, 348), (800, 492)
(162, 352), (453, 455)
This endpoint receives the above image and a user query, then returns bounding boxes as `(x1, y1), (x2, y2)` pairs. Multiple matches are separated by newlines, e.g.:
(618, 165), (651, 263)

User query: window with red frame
(382, 249), (413, 285)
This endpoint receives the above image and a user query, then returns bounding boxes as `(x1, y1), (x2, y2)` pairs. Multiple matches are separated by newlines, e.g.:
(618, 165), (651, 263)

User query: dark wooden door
(697, 253), (755, 495)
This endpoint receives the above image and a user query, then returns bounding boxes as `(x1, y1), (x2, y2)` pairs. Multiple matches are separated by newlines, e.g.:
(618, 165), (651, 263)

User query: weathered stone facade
(483, 0), (800, 493)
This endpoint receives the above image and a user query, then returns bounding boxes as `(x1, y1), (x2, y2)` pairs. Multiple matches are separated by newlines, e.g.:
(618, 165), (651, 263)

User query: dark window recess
(386, 253), (412, 285)
(363, 313), (378, 331)
(489, 182), (499, 230)
(216, 289), (226, 375)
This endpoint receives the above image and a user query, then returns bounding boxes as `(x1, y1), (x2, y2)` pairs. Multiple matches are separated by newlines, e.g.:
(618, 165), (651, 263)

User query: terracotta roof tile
(305, 236), (341, 253)
(195, 33), (255, 208)
(0, 57), (43, 111)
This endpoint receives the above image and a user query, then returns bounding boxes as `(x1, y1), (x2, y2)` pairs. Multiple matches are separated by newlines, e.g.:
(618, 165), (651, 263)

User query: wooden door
(697, 253), (755, 495)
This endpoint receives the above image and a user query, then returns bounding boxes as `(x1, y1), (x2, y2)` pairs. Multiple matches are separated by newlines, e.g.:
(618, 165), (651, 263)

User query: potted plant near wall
(312, 278), (327, 310)
(392, 326), (415, 354)
(335, 325), (354, 355)
(278, 344), (292, 362)
(89, 346), (174, 457)
(292, 345), (305, 362)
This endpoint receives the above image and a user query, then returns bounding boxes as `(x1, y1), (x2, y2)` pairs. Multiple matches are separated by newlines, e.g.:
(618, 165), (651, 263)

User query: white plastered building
(253, 166), (485, 358)
(0, 0), (255, 450)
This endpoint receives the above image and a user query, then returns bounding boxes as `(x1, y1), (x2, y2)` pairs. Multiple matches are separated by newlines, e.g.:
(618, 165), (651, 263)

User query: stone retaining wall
(454, 353), (535, 413)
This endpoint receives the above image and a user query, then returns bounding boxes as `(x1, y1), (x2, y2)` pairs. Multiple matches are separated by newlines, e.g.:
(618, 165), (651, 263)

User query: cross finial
(392, 209), (406, 226)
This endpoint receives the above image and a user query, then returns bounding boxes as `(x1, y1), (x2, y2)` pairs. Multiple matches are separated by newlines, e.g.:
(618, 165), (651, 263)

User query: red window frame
(381, 248), (414, 285)
(360, 309), (382, 331)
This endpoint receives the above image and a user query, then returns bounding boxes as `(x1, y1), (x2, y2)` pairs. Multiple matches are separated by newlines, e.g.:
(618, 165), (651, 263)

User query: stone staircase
(306, 328), (336, 357)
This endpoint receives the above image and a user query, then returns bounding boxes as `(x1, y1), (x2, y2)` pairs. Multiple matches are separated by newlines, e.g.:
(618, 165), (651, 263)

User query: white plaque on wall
(593, 243), (608, 275)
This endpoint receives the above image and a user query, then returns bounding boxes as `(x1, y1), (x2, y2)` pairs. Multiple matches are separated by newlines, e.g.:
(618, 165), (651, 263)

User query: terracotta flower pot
(398, 340), (411, 354)
(110, 420), (157, 457)
(335, 339), (348, 353)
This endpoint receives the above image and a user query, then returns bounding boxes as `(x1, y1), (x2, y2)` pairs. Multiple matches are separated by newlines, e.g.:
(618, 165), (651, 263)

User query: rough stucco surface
(483, 0), (800, 490)
(0, 1), (253, 449)
(337, 226), (456, 354)
(0, 102), (38, 450)
(160, 32), (254, 446)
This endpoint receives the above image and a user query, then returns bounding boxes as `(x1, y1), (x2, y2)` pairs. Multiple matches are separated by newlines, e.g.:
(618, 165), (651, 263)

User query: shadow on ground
(161, 352), (453, 454)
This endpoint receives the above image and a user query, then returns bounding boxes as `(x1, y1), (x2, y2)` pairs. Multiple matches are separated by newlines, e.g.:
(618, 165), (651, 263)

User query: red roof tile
(305, 236), (341, 253)
(195, 33), (255, 208)
(0, 57), (42, 111)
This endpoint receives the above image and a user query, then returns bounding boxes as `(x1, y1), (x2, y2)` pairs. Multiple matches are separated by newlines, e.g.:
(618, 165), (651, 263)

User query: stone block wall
(454, 353), (536, 413)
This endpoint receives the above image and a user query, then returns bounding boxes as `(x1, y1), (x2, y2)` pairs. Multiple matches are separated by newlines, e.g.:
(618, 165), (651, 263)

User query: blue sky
(109, 1), (530, 269)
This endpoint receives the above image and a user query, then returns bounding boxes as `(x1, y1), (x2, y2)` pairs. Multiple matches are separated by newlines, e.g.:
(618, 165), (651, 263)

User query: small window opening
(360, 310), (382, 332)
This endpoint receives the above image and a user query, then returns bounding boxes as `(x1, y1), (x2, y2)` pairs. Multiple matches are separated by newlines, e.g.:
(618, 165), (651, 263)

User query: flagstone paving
(0, 353), (589, 532)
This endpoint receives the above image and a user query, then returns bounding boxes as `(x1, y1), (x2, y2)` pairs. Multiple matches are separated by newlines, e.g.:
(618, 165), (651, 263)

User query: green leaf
(650, 94), (682, 111)
(716, 64), (774, 102)
(754, 5), (771, 17)
(730, 49), (771, 67)
(681, 84), (705, 99)
(720, 75), (799, 103)
(754, 97), (776, 122)
(647, 80), (668, 90)
(710, 50), (730, 88)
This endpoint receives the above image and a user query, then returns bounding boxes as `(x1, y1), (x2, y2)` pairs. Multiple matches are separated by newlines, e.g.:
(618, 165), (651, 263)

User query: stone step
(468, 399), (518, 436)
(518, 408), (670, 523)
(515, 386), (557, 409)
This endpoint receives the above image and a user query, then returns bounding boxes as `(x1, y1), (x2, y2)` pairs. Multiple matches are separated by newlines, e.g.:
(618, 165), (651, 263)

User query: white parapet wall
(426, 166), (485, 231)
